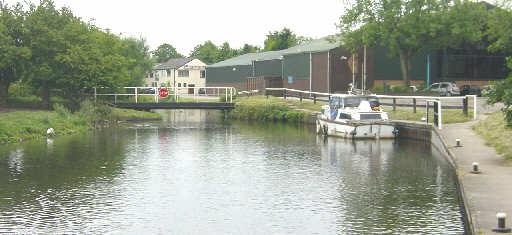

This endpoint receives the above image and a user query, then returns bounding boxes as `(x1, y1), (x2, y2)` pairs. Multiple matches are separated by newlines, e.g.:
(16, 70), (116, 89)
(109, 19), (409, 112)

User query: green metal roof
(280, 37), (339, 55)
(207, 37), (341, 68)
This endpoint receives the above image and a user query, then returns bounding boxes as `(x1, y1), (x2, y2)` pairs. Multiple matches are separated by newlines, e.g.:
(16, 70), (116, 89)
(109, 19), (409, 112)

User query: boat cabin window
(339, 113), (352, 120)
(360, 114), (382, 120)
(329, 97), (343, 109)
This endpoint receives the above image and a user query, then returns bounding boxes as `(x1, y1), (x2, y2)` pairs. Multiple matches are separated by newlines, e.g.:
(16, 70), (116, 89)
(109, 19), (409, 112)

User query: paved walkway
(440, 115), (512, 234)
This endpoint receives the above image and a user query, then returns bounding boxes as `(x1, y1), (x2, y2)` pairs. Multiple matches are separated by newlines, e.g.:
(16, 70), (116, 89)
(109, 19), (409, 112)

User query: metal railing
(93, 86), (235, 103)
(264, 88), (478, 122)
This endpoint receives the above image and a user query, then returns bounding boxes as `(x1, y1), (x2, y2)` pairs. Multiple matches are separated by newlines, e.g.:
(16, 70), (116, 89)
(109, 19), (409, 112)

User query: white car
(429, 82), (460, 96)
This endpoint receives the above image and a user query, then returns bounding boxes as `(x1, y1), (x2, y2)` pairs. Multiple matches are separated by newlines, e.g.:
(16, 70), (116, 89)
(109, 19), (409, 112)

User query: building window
(184, 83), (187, 87)
(152, 82), (157, 87)
(150, 73), (154, 78)
(178, 70), (189, 77)
(166, 69), (171, 77)
(200, 70), (205, 78)
(178, 83), (181, 87)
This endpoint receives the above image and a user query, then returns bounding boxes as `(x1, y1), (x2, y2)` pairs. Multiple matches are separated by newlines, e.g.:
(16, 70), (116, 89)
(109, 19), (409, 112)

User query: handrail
(264, 88), (478, 120)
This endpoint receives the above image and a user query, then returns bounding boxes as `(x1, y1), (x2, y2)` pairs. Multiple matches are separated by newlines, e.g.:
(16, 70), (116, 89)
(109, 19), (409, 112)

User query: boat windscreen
(360, 114), (382, 120)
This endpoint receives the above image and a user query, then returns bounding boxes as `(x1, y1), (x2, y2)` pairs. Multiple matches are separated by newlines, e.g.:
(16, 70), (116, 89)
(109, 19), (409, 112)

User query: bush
(53, 103), (71, 118)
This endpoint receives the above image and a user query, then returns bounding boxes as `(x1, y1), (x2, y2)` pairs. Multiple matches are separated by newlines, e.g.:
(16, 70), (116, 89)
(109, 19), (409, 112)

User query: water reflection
(0, 110), (465, 234)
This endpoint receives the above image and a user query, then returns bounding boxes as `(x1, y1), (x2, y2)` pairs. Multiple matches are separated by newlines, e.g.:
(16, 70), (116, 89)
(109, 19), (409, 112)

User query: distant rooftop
(154, 57), (196, 70)
(207, 37), (341, 68)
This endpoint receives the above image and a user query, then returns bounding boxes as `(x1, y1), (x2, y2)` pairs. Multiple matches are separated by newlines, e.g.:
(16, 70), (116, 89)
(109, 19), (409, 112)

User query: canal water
(0, 110), (465, 234)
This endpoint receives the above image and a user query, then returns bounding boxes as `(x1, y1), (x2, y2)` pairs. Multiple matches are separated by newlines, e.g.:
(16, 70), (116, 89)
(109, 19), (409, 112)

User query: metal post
(94, 87), (97, 104)
(427, 54), (431, 89)
(438, 100), (443, 130)
(463, 96), (468, 117)
(225, 88), (228, 103)
(154, 87), (158, 103)
(174, 87), (177, 102)
(393, 98), (396, 111)
(135, 87), (138, 103)
(230, 88), (233, 103)
(426, 101), (430, 124)
(284, 89), (287, 99)
(115, 95), (117, 104)
(413, 98), (417, 113)
(473, 95), (478, 120)
(299, 92), (302, 103)
(313, 94), (317, 104)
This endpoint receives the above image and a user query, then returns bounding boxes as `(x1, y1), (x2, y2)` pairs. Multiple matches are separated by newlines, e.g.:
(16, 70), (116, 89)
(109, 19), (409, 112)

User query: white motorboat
(316, 94), (399, 139)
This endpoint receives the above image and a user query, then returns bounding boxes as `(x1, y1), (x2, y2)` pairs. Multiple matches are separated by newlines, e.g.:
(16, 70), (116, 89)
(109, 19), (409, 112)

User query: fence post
(94, 87), (97, 104)
(313, 94), (317, 104)
(393, 98), (396, 111)
(463, 96), (468, 117)
(284, 89), (287, 99)
(299, 92), (302, 103)
(154, 87), (158, 103)
(474, 96), (478, 120)
(230, 87), (233, 103)
(266, 89), (269, 99)
(115, 95), (117, 104)
(225, 88), (228, 103)
(135, 87), (138, 103)
(413, 98), (417, 113)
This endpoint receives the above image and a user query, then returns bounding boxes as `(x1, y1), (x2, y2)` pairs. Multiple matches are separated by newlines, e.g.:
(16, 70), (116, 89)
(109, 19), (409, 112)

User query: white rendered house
(145, 57), (207, 93)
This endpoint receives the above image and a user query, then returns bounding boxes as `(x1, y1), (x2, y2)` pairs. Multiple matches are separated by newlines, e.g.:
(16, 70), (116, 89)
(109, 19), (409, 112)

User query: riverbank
(231, 96), (475, 124)
(0, 103), (161, 144)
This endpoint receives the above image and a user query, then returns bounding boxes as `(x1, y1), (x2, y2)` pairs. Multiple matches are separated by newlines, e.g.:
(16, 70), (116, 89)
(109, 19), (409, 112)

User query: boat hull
(317, 118), (397, 139)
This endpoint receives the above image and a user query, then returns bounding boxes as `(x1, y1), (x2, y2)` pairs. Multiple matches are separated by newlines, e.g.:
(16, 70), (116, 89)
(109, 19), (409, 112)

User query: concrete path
(440, 115), (512, 234)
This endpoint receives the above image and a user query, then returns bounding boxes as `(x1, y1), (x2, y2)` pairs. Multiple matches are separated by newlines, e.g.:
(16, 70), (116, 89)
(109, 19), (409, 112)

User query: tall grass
(473, 112), (512, 159)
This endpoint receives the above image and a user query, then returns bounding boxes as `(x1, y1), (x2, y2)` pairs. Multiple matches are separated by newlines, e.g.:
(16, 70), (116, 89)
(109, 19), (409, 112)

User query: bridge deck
(113, 102), (235, 110)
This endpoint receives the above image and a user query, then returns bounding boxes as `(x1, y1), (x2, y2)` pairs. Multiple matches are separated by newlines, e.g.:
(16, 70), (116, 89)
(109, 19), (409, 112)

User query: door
(188, 84), (195, 94)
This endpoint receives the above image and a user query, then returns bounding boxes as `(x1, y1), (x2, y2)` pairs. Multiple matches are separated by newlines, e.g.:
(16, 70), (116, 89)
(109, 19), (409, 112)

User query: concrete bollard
(455, 139), (462, 147)
(471, 162), (481, 174)
(492, 212), (512, 233)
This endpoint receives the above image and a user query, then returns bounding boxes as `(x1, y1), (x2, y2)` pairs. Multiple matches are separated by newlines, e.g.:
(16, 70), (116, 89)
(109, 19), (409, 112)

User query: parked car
(460, 84), (481, 96)
(429, 82), (460, 96)
(141, 88), (155, 94)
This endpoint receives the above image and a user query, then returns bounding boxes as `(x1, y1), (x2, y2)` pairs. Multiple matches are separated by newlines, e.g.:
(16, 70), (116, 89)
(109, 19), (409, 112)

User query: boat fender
(322, 125), (328, 136)
(350, 130), (357, 136)
(392, 128), (400, 136)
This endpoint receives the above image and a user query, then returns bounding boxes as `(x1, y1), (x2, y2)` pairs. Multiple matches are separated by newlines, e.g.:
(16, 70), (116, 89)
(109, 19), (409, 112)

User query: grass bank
(232, 96), (474, 124)
(0, 101), (161, 144)
(473, 112), (512, 159)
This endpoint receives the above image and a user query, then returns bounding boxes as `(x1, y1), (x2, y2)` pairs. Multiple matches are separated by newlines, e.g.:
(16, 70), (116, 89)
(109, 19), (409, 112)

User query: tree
(218, 42), (238, 62)
(263, 28), (299, 51)
(190, 40), (220, 64)
(0, 3), (31, 106)
(120, 37), (153, 86)
(239, 43), (260, 55)
(152, 43), (183, 63)
(485, 2), (512, 126)
(338, 0), (487, 86)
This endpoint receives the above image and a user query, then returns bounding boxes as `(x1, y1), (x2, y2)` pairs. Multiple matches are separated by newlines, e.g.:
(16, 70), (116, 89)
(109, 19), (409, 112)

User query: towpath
(440, 113), (511, 234)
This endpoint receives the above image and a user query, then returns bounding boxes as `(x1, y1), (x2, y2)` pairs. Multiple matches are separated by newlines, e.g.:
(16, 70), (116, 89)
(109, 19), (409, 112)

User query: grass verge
(473, 112), (512, 159)
(0, 101), (162, 144)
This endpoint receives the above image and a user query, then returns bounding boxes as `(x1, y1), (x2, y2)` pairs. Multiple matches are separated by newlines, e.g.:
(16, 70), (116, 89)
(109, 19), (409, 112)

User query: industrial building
(206, 37), (509, 93)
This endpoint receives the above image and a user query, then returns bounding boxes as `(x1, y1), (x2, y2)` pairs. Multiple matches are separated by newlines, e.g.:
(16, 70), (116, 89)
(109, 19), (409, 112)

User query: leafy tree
(239, 43), (260, 54)
(152, 43), (183, 63)
(263, 28), (299, 51)
(120, 37), (153, 86)
(338, 0), (486, 86)
(485, 2), (512, 126)
(218, 42), (238, 61)
(0, 3), (31, 106)
(190, 40), (219, 64)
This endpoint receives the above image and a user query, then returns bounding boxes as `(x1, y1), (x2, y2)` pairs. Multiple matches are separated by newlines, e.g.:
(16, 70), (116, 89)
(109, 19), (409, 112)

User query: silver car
(430, 82), (460, 96)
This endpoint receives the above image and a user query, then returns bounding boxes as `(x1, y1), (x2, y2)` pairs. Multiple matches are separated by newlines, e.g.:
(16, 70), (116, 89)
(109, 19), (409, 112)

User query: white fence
(93, 86), (235, 103)
(265, 88), (478, 128)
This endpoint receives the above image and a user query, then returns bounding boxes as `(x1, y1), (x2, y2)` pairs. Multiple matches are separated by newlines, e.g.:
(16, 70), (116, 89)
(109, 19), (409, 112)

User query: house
(145, 57), (207, 90)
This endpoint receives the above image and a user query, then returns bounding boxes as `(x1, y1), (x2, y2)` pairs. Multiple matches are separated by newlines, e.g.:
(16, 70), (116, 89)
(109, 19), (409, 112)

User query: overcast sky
(6, 0), (345, 55)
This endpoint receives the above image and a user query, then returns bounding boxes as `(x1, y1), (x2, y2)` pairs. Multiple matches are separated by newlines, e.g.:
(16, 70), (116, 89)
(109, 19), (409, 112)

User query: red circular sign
(159, 88), (169, 98)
